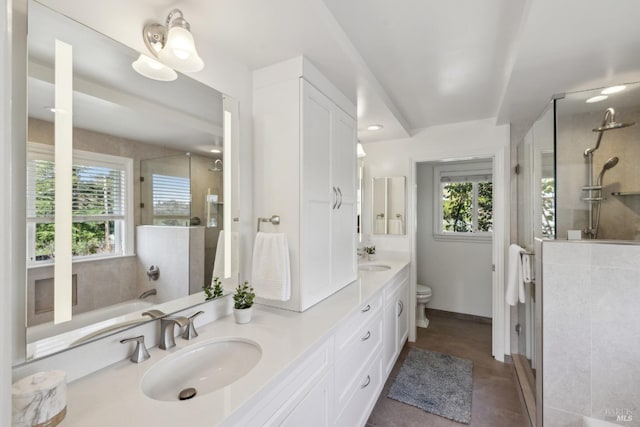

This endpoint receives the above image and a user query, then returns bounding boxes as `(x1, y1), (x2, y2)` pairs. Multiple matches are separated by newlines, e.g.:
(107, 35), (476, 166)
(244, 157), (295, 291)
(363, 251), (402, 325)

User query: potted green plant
(203, 277), (224, 301)
(364, 245), (376, 261)
(232, 281), (255, 324)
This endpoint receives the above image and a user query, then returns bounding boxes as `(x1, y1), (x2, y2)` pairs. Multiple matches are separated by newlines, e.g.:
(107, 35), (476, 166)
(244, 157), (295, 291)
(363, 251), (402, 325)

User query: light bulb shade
(132, 54), (178, 81)
(357, 143), (367, 158)
(158, 26), (204, 72)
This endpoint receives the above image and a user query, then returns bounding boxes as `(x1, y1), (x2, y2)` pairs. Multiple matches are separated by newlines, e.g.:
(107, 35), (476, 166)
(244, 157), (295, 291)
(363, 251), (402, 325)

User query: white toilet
(416, 284), (432, 328)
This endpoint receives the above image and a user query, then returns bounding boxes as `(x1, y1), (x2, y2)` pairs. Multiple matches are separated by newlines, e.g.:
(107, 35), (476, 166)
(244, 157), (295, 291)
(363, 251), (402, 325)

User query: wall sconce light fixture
(131, 53), (177, 81)
(140, 9), (204, 74)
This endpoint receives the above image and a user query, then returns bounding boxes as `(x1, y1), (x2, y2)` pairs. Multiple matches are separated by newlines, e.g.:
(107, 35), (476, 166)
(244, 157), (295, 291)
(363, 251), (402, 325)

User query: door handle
(360, 375), (371, 389)
(337, 187), (342, 209)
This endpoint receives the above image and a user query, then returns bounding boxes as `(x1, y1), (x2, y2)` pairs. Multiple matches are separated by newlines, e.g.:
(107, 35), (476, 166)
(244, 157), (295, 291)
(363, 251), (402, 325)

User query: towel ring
(257, 215), (280, 232)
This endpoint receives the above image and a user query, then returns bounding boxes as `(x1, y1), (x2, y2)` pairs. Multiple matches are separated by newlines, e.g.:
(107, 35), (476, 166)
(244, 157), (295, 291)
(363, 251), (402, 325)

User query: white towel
(212, 230), (239, 281)
(251, 232), (291, 301)
(506, 244), (526, 306)
(521, 254), (533, 284)
(388, 219), (403, 235)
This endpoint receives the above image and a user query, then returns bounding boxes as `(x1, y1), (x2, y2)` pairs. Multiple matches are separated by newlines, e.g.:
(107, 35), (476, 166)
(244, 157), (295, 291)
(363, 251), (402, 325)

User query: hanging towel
(375, 219), (386, 234)
(388, 219), (403, 235)
(212, 230), (239, 281)
(521, 253), (534, 284)
(251, 232), (291, 301)
(506, 244), (526, 306)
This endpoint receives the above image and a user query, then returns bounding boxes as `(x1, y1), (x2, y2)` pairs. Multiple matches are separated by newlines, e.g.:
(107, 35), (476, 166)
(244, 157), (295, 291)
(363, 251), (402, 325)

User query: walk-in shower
(553, 83), (640, 241)
(581, 108), (635, 239)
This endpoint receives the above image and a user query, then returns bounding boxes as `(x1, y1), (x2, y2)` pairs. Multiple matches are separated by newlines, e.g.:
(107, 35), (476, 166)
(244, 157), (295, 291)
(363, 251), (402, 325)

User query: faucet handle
(120, 335), (150, 363)
(182, 311), (205, 340)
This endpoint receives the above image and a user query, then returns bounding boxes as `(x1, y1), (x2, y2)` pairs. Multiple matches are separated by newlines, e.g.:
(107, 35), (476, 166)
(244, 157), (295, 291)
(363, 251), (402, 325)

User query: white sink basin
(141, 338), (261, 401)
(359, 264), (391, 272)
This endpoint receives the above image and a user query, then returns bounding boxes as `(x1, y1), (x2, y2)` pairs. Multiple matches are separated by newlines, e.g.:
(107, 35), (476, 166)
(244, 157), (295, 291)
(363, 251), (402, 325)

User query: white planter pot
(367, 253), (376, 261)
(233, 306), (253, 324)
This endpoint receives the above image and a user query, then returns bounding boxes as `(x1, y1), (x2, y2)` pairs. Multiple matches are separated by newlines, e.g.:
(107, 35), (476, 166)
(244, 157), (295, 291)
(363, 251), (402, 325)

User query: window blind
(26, 158), (126, 222)
(151, 174), (191, 217)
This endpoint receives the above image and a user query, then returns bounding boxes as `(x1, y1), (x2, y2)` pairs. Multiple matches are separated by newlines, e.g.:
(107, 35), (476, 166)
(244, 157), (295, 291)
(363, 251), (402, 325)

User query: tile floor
(367, 312), (530, 427)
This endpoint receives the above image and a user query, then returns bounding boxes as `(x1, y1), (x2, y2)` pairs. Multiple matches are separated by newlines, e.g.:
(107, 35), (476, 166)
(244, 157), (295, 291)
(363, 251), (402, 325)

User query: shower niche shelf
(611, 191), (640, 196)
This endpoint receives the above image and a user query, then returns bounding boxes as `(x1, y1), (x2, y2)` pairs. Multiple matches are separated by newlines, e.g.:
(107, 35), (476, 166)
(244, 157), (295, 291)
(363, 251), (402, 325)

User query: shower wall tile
(543, 241), (592, 266)
(590, 266), (640, 424)
(543, 241), (640, 426)
(543, 405), (583, 427)
(543, 263), (592, 416)
(591, 242), (640, 269)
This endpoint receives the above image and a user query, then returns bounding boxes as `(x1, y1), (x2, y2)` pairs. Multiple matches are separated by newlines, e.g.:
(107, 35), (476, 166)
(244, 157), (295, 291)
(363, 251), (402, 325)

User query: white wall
(361, 118), (510, 357)
(362, 118), (510, 251)
(416, 162), (493, 318)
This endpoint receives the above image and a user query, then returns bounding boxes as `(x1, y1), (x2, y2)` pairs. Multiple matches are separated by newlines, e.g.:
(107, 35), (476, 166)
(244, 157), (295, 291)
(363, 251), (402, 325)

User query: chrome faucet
(182, 311), (204, 340)
(139, 288), (157, 299)
(159, 316), (189, 350)
(120, 335), (150, 363)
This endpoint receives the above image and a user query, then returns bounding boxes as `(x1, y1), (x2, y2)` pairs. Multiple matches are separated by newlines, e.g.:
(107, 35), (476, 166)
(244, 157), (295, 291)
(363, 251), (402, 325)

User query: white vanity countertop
(61, 259), (409, 427)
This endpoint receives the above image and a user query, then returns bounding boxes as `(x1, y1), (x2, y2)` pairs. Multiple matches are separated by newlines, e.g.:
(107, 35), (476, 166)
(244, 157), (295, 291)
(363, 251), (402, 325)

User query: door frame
(408, 147), (509, 362)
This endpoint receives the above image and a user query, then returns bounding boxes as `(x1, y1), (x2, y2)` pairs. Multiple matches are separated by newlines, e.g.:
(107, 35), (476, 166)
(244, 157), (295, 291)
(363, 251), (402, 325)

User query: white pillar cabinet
(253, 56), (357, 312)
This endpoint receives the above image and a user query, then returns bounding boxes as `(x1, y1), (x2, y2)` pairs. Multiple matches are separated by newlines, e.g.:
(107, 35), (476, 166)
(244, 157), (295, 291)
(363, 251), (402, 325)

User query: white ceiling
(34, 0), (640, 144)
(195, 0), (640, 142)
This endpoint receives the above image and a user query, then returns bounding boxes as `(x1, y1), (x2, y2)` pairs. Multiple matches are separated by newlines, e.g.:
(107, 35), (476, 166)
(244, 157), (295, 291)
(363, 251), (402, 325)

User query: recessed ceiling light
(586, 95), (608, 104)
(209, 148), (221, 154)
(367, 124), (383, 131)
(601, 85), (626, 95)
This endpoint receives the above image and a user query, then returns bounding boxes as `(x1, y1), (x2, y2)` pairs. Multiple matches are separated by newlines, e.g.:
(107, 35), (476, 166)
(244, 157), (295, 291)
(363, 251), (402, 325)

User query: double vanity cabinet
(60, 261), (410, 427)
(221, 263), (410, 427)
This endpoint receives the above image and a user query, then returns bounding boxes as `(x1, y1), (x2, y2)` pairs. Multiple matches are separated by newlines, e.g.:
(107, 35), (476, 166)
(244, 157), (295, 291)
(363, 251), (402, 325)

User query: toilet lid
(417, 284), (432, 295)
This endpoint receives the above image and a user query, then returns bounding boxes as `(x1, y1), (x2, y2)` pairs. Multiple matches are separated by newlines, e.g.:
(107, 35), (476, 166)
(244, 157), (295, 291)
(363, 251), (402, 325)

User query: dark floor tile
(369, 314), (529, 427)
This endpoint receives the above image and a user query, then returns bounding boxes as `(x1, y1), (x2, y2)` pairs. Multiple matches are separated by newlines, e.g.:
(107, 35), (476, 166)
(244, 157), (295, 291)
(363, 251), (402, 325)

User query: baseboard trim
(428, 308), (492, 325)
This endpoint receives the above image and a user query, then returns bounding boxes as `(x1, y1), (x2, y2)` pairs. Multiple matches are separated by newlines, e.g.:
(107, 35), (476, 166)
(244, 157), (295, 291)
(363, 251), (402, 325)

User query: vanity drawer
(335, 292), (382, 349)
(335, 354), (383, 427)
(335, 312), (382, 403)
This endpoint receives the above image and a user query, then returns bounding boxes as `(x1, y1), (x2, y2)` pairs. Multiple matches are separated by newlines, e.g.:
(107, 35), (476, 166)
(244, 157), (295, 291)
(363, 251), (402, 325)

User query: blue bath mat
(388, 347), (473, 424)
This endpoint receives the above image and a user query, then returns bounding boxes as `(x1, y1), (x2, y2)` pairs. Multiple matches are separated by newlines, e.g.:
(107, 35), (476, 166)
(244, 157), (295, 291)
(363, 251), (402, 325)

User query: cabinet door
(330, 106), (357, 288)
(383, 299), (398, 376)
(397, 281), (409, 350)
(300, 80), (332, 308)
(280, 371), (333, 427)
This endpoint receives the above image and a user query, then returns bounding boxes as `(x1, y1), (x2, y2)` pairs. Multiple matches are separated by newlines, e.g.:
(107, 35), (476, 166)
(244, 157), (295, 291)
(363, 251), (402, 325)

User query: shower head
(209, 159), (223, 172)
(591, 107), (635, 132)
(584, 108), (635, 156)
(592, 121), (635, 132)
(596, 156), (619, 186)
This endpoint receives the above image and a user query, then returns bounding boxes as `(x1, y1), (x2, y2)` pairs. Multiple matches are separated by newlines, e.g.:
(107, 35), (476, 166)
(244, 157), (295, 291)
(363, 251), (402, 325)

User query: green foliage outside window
(31, 159), (121, 260)
(442, 181), (493, 233)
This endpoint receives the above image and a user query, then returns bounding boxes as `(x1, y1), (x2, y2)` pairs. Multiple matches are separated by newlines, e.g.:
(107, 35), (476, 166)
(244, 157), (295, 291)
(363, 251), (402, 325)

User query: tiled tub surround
(28, 260), (409, 426)
(542, 241), (640, 426)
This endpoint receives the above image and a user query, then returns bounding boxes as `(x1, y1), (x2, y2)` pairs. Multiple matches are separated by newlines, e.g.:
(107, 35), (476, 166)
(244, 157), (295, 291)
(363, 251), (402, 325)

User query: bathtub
(27, 299), (155, 360)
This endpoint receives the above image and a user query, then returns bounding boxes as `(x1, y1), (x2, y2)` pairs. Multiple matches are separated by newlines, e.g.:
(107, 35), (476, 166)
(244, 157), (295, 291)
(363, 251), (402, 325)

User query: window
(27, 143), (133, 264)
(434, 163), (493, 240)
(150, 173), (191, 226)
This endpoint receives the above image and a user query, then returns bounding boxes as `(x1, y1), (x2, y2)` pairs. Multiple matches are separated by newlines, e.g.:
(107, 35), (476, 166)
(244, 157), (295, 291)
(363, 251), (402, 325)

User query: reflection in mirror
(24, 0), (236, 361)
(371, 176), (406, 235)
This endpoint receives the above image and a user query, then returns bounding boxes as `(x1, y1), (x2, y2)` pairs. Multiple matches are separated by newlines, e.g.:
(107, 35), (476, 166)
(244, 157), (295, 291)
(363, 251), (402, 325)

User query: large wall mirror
(371, 176), (406, 235)
(21, 0), (239, 362)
